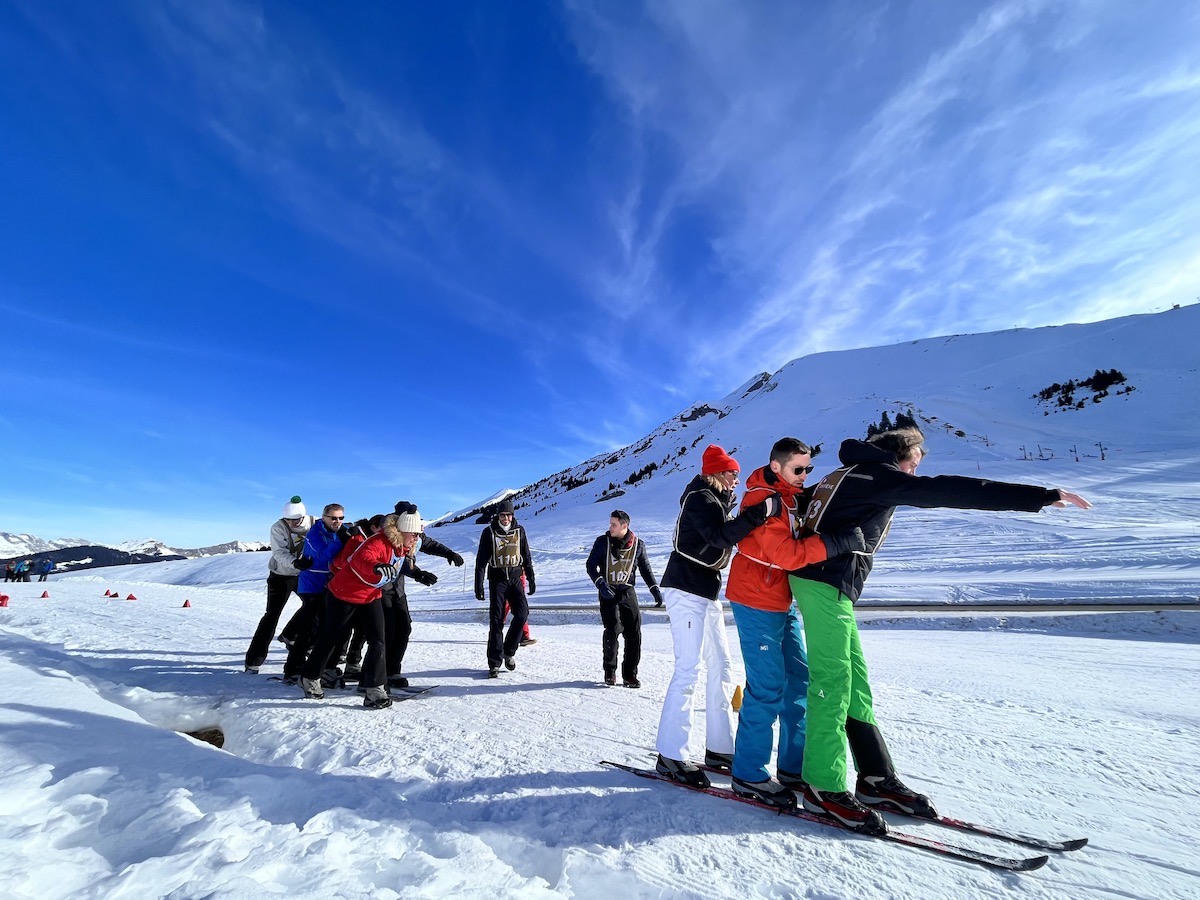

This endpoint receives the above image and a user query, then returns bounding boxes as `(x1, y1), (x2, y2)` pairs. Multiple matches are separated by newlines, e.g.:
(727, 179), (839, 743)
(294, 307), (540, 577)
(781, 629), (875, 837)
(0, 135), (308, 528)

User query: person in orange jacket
(725, 437), (865, 809)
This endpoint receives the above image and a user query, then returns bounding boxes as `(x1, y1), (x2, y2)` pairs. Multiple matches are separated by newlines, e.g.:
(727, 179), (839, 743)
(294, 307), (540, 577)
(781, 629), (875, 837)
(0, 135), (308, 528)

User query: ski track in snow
(1, 566), (1198, 899)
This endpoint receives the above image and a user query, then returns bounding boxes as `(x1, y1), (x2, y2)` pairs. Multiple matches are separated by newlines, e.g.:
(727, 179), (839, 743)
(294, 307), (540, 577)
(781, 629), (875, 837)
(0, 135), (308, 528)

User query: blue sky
(2, 0), (1198, 547)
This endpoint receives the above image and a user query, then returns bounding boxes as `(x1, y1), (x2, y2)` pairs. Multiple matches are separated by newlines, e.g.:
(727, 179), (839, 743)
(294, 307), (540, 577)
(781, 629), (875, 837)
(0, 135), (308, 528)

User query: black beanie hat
(497, 498), (515, 515)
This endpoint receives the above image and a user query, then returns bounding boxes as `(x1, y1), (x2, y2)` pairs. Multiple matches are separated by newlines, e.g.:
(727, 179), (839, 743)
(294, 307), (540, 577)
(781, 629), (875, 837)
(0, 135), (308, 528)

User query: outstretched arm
(1051, 490), (1092, 509)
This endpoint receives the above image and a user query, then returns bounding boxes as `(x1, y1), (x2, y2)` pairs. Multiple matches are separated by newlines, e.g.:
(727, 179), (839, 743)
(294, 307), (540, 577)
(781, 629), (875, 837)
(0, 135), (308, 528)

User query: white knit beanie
(395, 512), (423, 533)
(282, 495), (307, 519)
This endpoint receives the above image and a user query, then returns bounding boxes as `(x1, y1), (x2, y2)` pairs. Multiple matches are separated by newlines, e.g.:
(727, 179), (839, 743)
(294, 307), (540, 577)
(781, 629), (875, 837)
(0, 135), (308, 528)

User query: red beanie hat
(701, 444), (740, 476)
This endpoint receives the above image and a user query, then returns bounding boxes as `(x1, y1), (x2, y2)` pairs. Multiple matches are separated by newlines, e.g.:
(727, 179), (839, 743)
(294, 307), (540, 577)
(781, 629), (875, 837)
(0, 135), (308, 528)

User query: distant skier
(789, 427), (1091, 835)
(3, 561), (13, 582)
(37, 558), (54, 582)
(474, 498), (536, 678)
(724, 437), (865, 810)
(653, 444), (781, 789)
(244, 496), (312, 674)
(584, 509), (664, 688)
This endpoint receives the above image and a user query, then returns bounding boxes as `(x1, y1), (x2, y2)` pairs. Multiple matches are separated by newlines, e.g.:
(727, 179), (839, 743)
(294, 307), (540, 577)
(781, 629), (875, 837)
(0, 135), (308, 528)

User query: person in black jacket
(653, 445), (782, 788)
(379, 500), (466, 688)
(585, 509), (664, 688)
(474, 498), (536, 678)
(789, 427), (1091, 835)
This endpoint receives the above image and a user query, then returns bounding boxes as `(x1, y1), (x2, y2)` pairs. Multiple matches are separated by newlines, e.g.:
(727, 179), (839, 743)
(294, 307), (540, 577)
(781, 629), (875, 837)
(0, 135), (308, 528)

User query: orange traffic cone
(182, 599), (191, 608)
(104, 590), (111, 597)
(731, 684), (744, 712)
(0, 595), (9, 607)
(126, 593), (137, 601)
(40, 590), (50, 598)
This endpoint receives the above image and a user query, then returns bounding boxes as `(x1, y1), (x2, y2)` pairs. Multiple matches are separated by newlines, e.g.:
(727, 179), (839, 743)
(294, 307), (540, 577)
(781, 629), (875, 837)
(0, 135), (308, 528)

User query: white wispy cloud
(562, 0), (1200, 392)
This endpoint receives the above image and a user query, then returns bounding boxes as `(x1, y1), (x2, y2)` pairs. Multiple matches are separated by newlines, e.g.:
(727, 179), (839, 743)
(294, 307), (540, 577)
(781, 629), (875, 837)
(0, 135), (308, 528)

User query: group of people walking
(241, 425), (1089, 836)
(244, 496), (538, 707)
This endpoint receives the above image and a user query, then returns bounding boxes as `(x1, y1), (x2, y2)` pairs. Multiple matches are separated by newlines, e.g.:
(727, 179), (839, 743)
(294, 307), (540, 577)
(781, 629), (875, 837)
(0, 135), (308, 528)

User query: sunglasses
(791, 465), (815, 475)
(325, 515), (344, 521)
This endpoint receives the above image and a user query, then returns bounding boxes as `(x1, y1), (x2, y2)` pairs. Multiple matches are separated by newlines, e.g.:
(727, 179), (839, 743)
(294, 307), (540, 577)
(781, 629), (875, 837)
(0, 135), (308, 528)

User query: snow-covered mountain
(113, 538), (266, 558)
(0, 532), (93, 557)
(436, 306), (1198, 527)
(1, 535), (266, 565)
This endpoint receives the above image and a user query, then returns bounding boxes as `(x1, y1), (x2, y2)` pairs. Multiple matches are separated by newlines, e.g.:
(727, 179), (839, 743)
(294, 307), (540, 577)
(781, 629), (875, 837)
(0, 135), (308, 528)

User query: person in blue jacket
(37, 558), (54, 581)
(282, 503), (353, 682)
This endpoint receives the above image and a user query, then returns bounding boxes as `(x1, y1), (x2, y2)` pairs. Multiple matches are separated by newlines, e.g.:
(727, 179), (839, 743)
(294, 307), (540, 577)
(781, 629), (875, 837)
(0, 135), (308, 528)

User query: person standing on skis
(724, 437), (865, 810)
(790, 427), (1091, 835)
(380, 500), (465, 688)
(653, 444), (781, 789)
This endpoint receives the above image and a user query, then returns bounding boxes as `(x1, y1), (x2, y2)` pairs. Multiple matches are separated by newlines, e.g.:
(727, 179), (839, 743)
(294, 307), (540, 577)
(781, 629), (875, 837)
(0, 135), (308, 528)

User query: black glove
(337, 525), (357, 543)
(411, 568), (438, 586)
(527, 576), (536, 596)
(759, 492), (783, 518)
(595, 577), (616, 600)
(650, 585), (664, 607)
(294, 556), (314, 571)
(475, 587), (486, 602)
(374, 563), (399, 582)
(446, 550), (465, 567)
(821, 527), (867, 558)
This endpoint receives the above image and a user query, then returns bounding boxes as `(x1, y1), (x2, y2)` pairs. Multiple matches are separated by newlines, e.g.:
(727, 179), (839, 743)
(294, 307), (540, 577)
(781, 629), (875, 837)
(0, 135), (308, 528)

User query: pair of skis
(600, 760), (1087, 872)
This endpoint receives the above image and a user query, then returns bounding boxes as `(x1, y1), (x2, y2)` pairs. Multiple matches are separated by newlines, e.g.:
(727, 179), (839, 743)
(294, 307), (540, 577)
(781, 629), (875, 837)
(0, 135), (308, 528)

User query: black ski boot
(732, 777), (798, 811)
(655, 755), (710, 789)
(856, 773), (937, 817)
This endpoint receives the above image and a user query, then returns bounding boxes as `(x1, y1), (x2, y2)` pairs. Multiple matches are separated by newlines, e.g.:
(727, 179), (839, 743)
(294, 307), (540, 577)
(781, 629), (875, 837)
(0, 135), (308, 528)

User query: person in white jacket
(244, 496), (313, 673)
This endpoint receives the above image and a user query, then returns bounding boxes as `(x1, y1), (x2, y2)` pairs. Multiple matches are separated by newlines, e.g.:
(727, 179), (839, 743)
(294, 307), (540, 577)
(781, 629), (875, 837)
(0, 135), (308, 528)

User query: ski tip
(1019, 855), (1050, 872)
(1060, 838), (1088, 851)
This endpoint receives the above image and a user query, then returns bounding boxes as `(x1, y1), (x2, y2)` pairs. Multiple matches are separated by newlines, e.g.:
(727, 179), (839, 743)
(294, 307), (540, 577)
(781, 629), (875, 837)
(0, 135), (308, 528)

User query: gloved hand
(294, 556), (314, 571)
(744, 493), (781, 526)
(337, 524), (357, 543)
(374, 563), (400, 582)
(411, 568), (438, 586)
(595, 577), (616, 600)
(760, 492), (783, 518)
(650, 585), (664, 607)
(527, 576), (536, 595)
(446, 550), (465, 567)
(820, 527), (867, 558)
(475, 587), (486, 602)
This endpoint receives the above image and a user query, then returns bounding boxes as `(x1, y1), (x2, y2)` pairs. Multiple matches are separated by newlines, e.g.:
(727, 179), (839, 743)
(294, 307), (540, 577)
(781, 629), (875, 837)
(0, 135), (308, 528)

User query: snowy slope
(0, 559), (1196, 898)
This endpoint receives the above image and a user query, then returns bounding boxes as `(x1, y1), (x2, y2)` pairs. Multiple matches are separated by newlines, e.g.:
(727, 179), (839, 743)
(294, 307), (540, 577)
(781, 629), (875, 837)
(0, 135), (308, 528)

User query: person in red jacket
(725, 437), (865, 810)
(299, 511), (420, 709)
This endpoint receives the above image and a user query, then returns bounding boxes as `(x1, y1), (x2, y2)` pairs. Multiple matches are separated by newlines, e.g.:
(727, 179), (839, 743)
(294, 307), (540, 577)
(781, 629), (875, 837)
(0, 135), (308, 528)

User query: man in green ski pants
(789, 427), (1091, 835)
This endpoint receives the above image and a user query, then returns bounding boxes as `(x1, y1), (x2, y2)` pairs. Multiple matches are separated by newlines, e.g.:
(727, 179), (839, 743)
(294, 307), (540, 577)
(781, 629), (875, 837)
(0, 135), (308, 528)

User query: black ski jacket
(383, 533), (462, 602)
(585, 532), (660, 602)
(661, 475), (768, 601)
(790, 439), (1061, 602)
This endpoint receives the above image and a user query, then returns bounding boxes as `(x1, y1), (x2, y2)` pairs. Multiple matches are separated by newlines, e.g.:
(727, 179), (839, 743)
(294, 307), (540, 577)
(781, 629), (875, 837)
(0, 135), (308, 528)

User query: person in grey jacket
(244, 496), (313, 673)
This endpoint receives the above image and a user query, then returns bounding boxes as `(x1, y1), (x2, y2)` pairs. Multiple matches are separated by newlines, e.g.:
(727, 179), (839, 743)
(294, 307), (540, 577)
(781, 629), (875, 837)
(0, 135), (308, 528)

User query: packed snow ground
(1, 558), (1197, 899)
